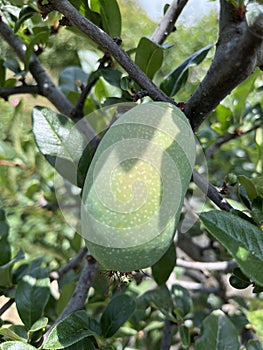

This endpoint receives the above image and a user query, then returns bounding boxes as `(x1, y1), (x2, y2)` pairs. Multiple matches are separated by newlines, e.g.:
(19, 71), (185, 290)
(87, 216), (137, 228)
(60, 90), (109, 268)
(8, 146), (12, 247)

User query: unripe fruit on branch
(81, 102), (196, 272)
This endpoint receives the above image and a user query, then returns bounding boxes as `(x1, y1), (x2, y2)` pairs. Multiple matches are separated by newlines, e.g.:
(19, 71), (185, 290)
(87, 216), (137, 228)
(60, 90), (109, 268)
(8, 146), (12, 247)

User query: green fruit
(81, 102), (195, 272)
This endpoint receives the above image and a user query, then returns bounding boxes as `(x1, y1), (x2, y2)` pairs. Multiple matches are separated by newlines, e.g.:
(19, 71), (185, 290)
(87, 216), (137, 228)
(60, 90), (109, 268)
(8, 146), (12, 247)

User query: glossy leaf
(195, 310), (240, 350)
(32, 106), (91, 187)
(152, 242), (176, 285)
(1, 342), (37, 350)
(200, 210), (263, 286)
(3, 58), (21, 74)
(15, 267), (50, 328)
(135, 37), (163, 79)
(58, 66), (88, 94)
(0, 249), (24, 287)
(171, 284), (192, 318)
(101, 294), (136, 338)
(43, 310), (98, 349)
(24, 31), (50, 71)
(161, 45), (212, 97)
(137, 285), (176, 322)
(14, 6), (36, 32)
(99, 0), (121, 38)
(0, 327), (27, 342)
(238, 175), (258, 202)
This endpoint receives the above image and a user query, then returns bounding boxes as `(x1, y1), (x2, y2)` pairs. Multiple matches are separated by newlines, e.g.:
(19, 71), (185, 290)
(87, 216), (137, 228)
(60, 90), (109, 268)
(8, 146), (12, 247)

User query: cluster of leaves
(0, 0), (263, 349)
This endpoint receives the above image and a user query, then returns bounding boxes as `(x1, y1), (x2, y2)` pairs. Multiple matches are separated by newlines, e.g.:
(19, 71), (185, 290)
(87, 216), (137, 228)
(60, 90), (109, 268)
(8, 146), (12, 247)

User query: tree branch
(184, 0), (263, 130)
(0, 298), (15, 317)
(0, 85), (40, 100)
(205, 122), (263, 159)
(0, 16), (74, 117)
(48, 0), (174, 104)
(193, 170), (233, 212)
(49, 247), (88, 281)
(176, 258), (237, 271)
(151, 0), (189, 45)
(44, 256), (98, 339)
(160, 319), (172, 350)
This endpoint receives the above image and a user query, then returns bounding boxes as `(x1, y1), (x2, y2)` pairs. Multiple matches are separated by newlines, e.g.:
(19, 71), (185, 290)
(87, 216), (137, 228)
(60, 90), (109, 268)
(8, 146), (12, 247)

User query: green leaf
(99, 0), (121, 38)
(24, 31), (50, 71)
(179, 325), (190, 348)
(135, 37), (163, 80)
(100, 68), (122, 88)
(247, 340), (263, 350)
(171, 284), (192, 318)
(0, 249), (24, 287)
(3, 58), (21, 74)
(15, 267), (50, 328)
(137, 285), (176, 322)
(43, 310), (98, 349)
(152, 242), (176, 285)
(200, 210), (263, 286)
(229, 267), (251, 289)
(14, 6), (36, 32)
(29, 317), (48, 333)
(58, 66), (88, 95)
(101, 294), (136, 338)
(63, 337), (97, 350)
(0, 327), (27, 342)
(238, 175), (258, 202)
(32, 106), (91, 187)
(1, 341), (37, 350)
(195, 310), (240, 350)
(161, 45), (212, 97)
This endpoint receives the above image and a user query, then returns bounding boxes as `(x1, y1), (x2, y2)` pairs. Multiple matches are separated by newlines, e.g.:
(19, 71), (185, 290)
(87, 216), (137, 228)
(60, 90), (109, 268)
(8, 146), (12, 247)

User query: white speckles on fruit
(81, 102), (196, 272)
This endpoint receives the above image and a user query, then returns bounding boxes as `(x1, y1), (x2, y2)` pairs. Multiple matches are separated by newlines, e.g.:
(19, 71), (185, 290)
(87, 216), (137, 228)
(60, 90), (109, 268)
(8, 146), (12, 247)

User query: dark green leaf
(238, 175), (258, 202)
(99, 0), (121, 38)
(15, 267), (50, 328)
(0, 249), (24, 287)
(1, 341), (37, 350)
(3, 58), (21, 74)
(0, 209), (10, 267)
(171, 284), (192, 318)
(195, 310), (240, 350)
(137, 285), (176, 322)
(100, 68), (122, 88)
(64, 337), (97, 350)
(101, 294), (136, 338)
(24, 31), (50, 71)
(14, 6), (37, 32)
(0, 326), (27, 342)
(152, 242), (176, 285)
(59, 66), (88, 94)
(161, 45), (212, 96)
(200, 210), (263, 286)
(247, 340), (263, 350)
(43, 310), (98, 349)
(135, 37), (163, 80)
(179, 325), (190, 347)
(32, 106), (91, 187)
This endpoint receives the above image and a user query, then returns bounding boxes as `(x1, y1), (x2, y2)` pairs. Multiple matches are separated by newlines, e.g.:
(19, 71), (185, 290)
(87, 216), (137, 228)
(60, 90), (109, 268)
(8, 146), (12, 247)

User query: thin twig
(0, 85), (40, 100)
(0, 299), (15, 317)
(176, 258), (237, 271)
(193, 170), (233, 212)
(48, 0), (174, 104)
(44, 256), (98, 340)
(206, 123), (263, 159)
(151, 0), (189, 45)
(160, 319), (172, 350)
(49, 247), (88, 281)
